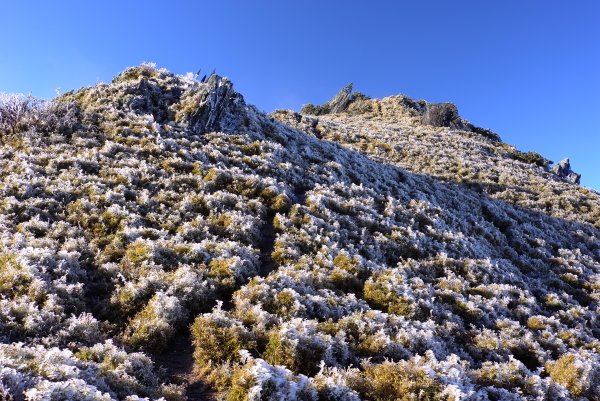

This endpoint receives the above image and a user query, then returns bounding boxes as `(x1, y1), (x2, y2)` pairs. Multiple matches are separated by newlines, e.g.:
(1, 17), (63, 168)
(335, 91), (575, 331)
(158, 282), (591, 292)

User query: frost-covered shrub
(353, 359), (446, 401)
(263, 325), (327, 376)
(363, 271), (415, 317)
(0, 93), (33, 136)
(300, 103), (331, 116)
(111, 63), (162, 84)
(229, 354), (317, 401)
(122, 292), (185, 349)
(203, 167), (232, 189)
(1, 63), (599, 401)
(510, 149), (552, 168)
(191, 308), (258, 391)
(0, 93), (79, 139)
(192, 310), (256, 366)
(422, 102), (463, 129)
(545, 353), (600, 398)
(57, 313), (105, 346)
(31, 99), (80, 136)
(473, 357), (536, 394)
(0, 253), (34, 299)
(311, 367), (361, 401)
(0, 342), (180, 400)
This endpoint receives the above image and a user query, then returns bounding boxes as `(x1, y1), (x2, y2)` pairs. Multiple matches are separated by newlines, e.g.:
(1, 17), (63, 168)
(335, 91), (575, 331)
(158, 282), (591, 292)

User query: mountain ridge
(0, 64), (598, 401)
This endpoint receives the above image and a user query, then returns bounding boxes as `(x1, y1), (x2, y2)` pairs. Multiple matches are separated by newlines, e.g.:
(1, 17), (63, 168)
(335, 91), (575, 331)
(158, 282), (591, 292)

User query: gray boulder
(422, 103), (466, 130)
(551, 158), (581, 184)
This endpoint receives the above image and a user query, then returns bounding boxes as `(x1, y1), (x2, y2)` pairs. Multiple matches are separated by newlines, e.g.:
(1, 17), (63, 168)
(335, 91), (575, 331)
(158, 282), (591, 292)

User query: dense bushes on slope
(0, 65), (598, 400)
(274, 93), (595, 228)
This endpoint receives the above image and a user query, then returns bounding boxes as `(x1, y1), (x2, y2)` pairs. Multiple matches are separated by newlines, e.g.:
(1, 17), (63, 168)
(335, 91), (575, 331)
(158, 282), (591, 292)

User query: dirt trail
(291, 188), (307, 206)
(153, 333), (214, 401)
(156, 188), (308, 400)
(258, 188), (307, 278)
(258, 210), (277, 277)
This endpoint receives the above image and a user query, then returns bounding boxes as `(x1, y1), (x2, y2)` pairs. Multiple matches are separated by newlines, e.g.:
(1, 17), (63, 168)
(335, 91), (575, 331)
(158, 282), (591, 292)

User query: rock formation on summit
(326, 83), (354, 113)
(183, 74), (242, 134)
(422, 102), (467, 130)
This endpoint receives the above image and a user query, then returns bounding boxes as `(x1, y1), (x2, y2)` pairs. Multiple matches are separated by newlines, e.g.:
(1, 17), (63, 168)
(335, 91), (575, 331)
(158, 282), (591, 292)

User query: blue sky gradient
(1, 1), (599, 189)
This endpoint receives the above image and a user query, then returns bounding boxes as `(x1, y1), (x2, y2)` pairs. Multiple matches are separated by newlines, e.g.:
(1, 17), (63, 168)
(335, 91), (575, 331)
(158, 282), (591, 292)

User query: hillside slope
(0, 65), (598, 401)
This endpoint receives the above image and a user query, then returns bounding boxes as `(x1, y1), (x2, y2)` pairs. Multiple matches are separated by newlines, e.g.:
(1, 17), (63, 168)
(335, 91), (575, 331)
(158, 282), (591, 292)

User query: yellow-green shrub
(546, 354), (588, 397)
(358, 360), (446, 401)
(263, 331), (326, 376)
(122, 293), (182, 349)
(363, 279), (414, 317)
(191, 315), (256, 367)
(122, 241), (152, 273)
(0, 253), (32, 299)
(208, 258), (237, 291)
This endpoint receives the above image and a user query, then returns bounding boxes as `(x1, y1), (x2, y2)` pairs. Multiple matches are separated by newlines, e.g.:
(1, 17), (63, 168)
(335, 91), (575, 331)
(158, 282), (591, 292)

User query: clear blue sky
(1, 1), (599, 189)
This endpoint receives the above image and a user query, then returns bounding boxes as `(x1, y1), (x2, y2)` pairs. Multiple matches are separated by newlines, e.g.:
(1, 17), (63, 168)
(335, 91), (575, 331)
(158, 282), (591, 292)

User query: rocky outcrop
(300, 84), (354, 115)
(187, 74), (243, 134)
(326, 83), (354, 113)
(422, 102), (466, 130)
(551, 158), (581, 184)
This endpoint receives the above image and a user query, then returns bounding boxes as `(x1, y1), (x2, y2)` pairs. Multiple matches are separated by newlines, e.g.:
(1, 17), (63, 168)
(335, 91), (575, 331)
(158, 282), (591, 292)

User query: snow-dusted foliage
(274, 95), (600, 227)
(0, 93), (31, 136)
(0, 64), (598, 400)
(0, 341), (179, 400)
(0, 92), (79, 140)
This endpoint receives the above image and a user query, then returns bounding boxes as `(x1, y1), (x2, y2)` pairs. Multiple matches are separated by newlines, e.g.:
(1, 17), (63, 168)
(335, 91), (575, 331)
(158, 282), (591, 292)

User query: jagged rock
(300, 84), (357, 116)
(327, 83), (353, 113)
(108, 65), (248, 134)
(551, 158), (581, 184)
(188, 74), (241, 134)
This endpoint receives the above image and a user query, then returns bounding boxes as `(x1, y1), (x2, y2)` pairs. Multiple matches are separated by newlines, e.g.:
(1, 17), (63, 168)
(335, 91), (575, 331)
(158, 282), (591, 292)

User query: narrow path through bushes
(153, 333), (214, 401)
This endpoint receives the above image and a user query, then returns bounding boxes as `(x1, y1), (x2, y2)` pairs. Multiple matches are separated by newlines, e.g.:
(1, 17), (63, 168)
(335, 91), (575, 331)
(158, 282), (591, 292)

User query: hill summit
(0, 64), (598, 401)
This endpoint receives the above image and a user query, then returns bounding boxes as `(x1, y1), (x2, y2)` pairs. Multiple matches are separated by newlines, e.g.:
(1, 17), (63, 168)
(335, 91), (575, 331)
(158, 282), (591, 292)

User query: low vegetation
(0, 64), (598, 400)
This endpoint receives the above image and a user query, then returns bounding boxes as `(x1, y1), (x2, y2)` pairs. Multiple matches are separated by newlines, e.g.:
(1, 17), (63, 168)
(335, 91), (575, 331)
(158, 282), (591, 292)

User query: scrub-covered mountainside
(0, 64), (598, 401)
